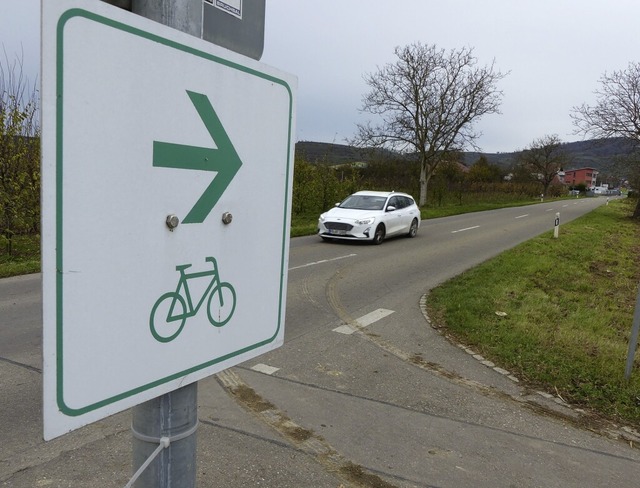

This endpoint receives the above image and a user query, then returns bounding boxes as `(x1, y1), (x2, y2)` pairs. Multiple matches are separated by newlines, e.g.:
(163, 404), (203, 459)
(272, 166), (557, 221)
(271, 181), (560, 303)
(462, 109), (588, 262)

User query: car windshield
(339, 195), (387, 210)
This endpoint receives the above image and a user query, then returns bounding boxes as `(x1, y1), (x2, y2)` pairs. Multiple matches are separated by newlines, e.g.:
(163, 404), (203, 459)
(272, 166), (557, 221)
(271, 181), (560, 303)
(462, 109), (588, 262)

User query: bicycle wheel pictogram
(150, 292), (187, 343)
(207, 282), (236, 327)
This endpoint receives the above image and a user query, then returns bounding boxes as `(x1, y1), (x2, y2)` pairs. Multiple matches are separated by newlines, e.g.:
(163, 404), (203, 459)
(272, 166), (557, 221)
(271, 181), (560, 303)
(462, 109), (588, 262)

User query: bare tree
(352, 42), (506, 206)
(518, 135), (568, 196)
(571, 62), (640, 216)
(571, 62), (640, 142)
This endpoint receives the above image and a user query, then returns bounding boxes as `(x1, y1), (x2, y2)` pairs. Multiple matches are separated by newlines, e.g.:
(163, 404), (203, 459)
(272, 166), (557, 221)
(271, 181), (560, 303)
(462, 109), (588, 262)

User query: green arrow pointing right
(153, 90), (243, 224)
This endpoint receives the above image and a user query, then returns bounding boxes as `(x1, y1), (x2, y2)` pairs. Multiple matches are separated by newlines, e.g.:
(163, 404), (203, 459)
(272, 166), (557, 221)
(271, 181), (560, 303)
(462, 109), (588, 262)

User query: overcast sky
(3, 0), (640, 153)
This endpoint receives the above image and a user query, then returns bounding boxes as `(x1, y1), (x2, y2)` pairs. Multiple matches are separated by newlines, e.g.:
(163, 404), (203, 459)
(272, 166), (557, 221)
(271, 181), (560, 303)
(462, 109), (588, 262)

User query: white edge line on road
(333, 308), (395, 335)
(289, 253), (357, 271)
(514, 214), (529, 219)
(451, 225), (480, 234)
(546, 208), (554, 212)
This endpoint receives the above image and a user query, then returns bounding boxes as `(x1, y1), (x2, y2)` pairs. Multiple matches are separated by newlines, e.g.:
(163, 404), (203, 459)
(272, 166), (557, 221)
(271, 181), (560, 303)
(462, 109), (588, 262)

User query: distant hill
(295, 141), (367, 164)
(463, 138), (636, 174)
(295, 141), (395, 165)
(296, 138), (636, 175)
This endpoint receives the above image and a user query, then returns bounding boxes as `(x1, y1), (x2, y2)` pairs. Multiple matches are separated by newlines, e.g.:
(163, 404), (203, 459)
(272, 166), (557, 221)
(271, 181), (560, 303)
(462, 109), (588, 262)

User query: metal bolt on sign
(166, 214), (180, 230)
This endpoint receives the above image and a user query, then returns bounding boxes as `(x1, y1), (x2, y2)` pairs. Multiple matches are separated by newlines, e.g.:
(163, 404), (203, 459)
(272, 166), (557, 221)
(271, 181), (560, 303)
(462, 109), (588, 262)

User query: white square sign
(41, 0), (296, 440)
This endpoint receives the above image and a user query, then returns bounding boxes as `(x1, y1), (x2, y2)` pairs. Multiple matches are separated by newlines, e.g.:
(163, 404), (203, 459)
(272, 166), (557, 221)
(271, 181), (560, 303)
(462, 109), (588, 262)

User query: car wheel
(407, 218), (418, 238)
(372, 224), (385, 245)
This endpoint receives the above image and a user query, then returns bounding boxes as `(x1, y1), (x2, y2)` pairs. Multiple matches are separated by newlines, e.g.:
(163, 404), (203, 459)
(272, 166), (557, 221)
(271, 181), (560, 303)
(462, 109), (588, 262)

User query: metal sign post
(128, 2), (202, 486)
(133, 0), (202, 36)
(625, 286), (640, 381)
(129, 384), (199, 487)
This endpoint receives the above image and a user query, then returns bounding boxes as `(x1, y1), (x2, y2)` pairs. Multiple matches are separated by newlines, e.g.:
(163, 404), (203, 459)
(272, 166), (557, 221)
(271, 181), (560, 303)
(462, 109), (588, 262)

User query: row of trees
(292, 159), (360, 216)
(292, 154), (550, 219)
(572, 62), (640, 216)
(352, 42), (640, 216)
(0, 54), (40, 253)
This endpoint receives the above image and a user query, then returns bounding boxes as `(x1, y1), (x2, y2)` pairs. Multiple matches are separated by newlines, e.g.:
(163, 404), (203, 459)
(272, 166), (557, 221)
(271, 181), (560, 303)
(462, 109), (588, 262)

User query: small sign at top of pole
(202, 0), (265, 60)
(205, 0), (242, 19)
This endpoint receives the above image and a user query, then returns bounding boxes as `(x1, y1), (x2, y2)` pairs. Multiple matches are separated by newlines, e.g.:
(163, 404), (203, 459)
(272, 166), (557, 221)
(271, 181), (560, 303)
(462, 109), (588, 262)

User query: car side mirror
(386, 206), (396, 212)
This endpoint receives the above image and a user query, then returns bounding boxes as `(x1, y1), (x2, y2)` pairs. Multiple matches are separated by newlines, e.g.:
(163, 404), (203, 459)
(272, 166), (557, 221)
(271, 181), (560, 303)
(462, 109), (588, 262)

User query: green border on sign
(56, 8), (293, 416)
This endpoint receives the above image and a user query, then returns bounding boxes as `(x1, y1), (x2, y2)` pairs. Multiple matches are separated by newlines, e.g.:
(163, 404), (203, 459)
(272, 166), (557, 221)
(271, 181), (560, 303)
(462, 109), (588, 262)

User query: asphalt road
(2, 197), (640, 487)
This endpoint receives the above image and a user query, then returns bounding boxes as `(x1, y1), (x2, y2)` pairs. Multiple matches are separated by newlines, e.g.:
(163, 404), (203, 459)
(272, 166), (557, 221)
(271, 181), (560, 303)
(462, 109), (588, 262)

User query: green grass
(422, 196), (551, 219)
(291, 213), (320, 237)
(427, 198), (640, 427)
(0, 234), (40, 278)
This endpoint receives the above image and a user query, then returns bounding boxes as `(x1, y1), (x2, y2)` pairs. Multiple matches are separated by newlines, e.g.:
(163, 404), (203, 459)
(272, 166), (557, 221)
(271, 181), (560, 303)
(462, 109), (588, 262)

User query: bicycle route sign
(41, 0), (296, 440)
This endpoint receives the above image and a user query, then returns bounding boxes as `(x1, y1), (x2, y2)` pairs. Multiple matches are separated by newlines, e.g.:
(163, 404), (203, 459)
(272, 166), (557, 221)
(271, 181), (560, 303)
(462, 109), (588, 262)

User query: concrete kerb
(418, 293), (640, 447)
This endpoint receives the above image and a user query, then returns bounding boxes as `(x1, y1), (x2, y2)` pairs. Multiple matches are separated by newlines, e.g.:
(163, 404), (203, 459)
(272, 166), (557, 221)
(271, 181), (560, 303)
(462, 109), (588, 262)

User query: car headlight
(319, 214), (326, 222)
(356, 217), (375, 225)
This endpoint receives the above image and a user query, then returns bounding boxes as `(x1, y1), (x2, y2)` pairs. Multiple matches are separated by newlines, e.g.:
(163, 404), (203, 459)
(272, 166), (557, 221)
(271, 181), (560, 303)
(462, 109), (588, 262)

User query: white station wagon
(318, 191), (421, 244)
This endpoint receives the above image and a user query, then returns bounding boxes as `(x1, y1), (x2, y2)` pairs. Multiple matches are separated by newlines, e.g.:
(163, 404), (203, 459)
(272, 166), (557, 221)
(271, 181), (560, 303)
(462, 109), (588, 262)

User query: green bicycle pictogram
(150, 256), (237, 343)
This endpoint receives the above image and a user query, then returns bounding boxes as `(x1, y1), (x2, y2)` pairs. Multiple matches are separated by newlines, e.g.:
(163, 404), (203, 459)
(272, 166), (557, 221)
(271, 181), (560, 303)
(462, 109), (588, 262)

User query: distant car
(318, 191), (420, 244)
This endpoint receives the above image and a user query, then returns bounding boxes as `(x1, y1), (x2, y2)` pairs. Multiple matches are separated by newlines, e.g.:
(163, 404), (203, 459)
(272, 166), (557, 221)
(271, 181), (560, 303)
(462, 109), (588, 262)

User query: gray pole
(127, 2), (201, 486)
(132, 0), (202, 37)
(624, 285), (640, 381)
(131, 384), (198, 487)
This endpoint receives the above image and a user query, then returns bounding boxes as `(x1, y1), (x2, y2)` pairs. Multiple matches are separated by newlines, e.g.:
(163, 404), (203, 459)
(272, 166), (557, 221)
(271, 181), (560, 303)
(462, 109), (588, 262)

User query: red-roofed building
(558, 167), (599, 189)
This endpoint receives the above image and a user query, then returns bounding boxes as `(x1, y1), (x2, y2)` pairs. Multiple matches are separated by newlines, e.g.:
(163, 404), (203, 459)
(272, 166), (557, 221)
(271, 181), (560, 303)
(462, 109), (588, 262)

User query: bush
(0, 54), (40, 254)
(292, 158), (360, 215)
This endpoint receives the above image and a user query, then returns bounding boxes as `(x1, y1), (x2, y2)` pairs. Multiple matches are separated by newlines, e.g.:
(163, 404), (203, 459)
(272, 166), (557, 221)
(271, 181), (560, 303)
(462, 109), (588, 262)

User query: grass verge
(421, 196), (553, 219)
(0, 234), (41, 279)
(427, 199), (640, 427)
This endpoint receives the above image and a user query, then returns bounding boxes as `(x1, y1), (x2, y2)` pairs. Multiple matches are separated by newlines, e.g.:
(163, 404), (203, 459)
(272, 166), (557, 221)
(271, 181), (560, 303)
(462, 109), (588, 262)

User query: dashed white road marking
(251, 364), (280, 375)
(289, 253), (357, 271)
(515, 214), (529, 219)
(333, 308), (395, 335)
(333, 325), (357, 334)
(451, 225), (480, 234)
